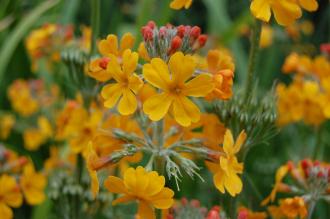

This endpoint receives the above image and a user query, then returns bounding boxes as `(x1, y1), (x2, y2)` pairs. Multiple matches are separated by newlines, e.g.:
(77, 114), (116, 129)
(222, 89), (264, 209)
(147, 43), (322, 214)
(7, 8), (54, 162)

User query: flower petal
(104, 176), (127, 194)
(183, 74), (214, 97)
(112, 195), (135, 205)
(145, 172), (165, 196)
(224, 172), (243, 197)
(123, 167), (137, 193)
(223, 129), (234, 156)
(122, 49), (138, 75)
(98, 34), (118, 56)
(128, 74), (143, 94)
(143, 59), (171, 90)
(120, 33), (135, 53)
(250, 0), (272, 22)
(0, 203), (13, 219)
(118, 89), (138, 115)
(143, 93), (173, 121)
(213, 171), (226, 193)
(101, 83), (123, 109)
(272, 0), (302, 26)
(172, 96), (200, 127)
(169, 52), (196, 84)
(137, 200), (156, 219)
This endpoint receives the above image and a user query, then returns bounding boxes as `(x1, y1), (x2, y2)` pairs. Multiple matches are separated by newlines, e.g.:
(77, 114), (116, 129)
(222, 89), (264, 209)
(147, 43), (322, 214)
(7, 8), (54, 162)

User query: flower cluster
(276, 52), (330, 126)
(0, 147), (46, 219)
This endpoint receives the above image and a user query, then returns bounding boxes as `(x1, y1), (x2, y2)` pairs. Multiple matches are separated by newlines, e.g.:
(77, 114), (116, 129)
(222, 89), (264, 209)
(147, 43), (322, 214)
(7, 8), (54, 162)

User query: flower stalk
(244, 19), (262, 102)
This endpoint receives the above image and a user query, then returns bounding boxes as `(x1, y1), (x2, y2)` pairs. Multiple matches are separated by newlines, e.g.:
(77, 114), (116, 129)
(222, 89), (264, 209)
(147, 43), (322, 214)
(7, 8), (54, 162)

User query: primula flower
(88, 57), (112, 82)
(213, 129), (246, 196)
(101, 49), (143, 115)
(170, 0), (192, 10)
(0, 174), (23, 219)
(204, 49), (235, 101)
(98, 33), (135, 57)
(104, 166), (174, 219)
(143, 52), (214, 126)
(261, 165), (288, 205)
(250, 0), (302, 26)
(20, 163), (46, 205)
(0, 114), (15, 140)
(279, 197), (307, 219)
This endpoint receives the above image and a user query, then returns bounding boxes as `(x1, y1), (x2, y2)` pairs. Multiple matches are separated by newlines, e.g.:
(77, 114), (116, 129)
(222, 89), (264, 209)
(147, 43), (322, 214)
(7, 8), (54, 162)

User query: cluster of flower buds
(300, 159), (330, 189)
(166, 198), (221, 219)
(141, 21), (208, 60)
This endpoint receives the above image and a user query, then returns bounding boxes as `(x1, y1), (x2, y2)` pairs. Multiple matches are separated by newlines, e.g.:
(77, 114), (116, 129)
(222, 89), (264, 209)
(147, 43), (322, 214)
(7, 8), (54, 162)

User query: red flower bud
(170, 36), (182, 51)
(206, 210), (221, 219)
(159, 27), (167, 38)
(141, 26), (153, 41)
(314, 160), (320, 167)
(198, 34), (208, 47)
(190, 26), (201, 39)
(237, 209), (248, 219)
(177, 25), (186, 38)
(147, 20), (156, 29)
(320, 43), (330, 54)
(317, 171), (324, 178)
(181, 197), (188, 206)
(190, 199), (200, 208)
(301, 159), (310, 169)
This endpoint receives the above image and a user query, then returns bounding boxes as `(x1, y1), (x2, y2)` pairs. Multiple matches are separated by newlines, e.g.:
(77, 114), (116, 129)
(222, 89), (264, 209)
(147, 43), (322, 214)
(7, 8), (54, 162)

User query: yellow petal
(213, 171), (226, 193)
(104, 176), (127, 194)
(299, 0), (318, 12)
(224, 172), (243, 197)
(98, 34), (118, 56)
(128, 74), (143, 93)
(272, 0), (302, 26)
(89, 170), (99, 199)
(0, 203), (13, 219)
(169, 52), (196, 84)
(207, 50), (221, 73)
(233, 130), (246, 154)
(170, 0), (185, 10)
(152, 198), (174, 209)
(135, 166), (149, 196)
(120, 33), (135, 53)
(183, 74), (214, 97)
(106, 54), (125, 82)
(223, 129), (234, 156)
(122, 49), (138, 75)
(4, 192), (23, 208)
(150, 188), (174, 200)
(145, 172), (165, 196)
(112, 195), (135, 205)
(250, 0), (272, 22)
(143, 59), (171, 90)
(118, 89), (138, 115)
(137, 200), (156, 219)
(172, 96), (200, 127)
(23, 187), (45, 205)
(143, 93), (174, 121)
(101, 83), (123, 109)
(124, 167), (137, 193)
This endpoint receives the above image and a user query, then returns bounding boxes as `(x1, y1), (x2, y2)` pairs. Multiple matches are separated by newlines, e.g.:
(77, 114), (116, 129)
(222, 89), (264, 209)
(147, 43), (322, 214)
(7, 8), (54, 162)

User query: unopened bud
(197, 34), (208, 47)
(177, 25), (186, 38)
(147, 20), (156, 29)
(206, 210), (220, 219)
(301, 159), (310, 169)
(168, 36), (182, 54)
(141, 26), (153, 41)
(190, 26), (201, 39)
(181, 197), (188, 206)
(317, 171), (324, 178)
(237, 209), (248, 219)
(159, 27), (167, 38)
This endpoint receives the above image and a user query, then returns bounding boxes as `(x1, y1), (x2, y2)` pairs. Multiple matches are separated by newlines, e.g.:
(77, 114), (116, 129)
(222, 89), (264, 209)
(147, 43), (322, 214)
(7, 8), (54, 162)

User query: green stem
(244, 19), (262, 102)
(90, 0), (100, 57)
(313, 126), (323, 160)
(307, 200), (317, 219)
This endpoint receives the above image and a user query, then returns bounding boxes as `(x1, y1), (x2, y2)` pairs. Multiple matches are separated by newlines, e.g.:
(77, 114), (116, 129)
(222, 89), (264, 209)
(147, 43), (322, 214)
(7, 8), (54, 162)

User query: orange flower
(279, 197), (307, 219)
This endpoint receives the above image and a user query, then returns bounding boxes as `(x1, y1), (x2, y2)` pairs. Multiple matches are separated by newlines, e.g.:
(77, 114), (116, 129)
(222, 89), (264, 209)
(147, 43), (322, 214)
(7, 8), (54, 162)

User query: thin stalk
(313, 126), (323, 160)
(90, 0), (100, 57)
(307, 199), (317, 219)
(244, 19), (262, 102)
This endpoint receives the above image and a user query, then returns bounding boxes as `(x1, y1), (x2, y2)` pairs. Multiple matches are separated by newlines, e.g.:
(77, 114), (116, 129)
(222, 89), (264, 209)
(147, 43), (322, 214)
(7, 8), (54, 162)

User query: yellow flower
(204, 49), (235, 101)
(104, 166), (174, 219)
(170, 0), (192, 10)
(260, 25), (273, 48)
(23, 129), (45, 151)
(279, 197), (307, 219)
(250, 0), (302, 26)
(98, 33), (135, 57)
(261, 165), (288, 206)
(88, 57), (112, 82)
(143, 52), (214, 126)
(85, 142), (100, 198)
(0, 114), (15, 140)
(0, 174), (23, 219)
(101, 49), (143, 115)
(20, 163), (46, 205)
(213, 129), (246, 196)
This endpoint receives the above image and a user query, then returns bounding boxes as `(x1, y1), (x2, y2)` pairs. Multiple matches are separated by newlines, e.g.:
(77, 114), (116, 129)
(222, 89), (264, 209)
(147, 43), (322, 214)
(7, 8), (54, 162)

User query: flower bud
(197, 34), (208, 47)
(190, 26), (201, 39)
(141, 26), (153, 41)
(147, 20), (156, 29)
(177, 25), (186, 38)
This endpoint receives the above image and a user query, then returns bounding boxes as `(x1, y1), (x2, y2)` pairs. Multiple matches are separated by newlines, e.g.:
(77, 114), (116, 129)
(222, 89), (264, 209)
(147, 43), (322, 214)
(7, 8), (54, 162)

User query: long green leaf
(0, 0), (60, 83)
